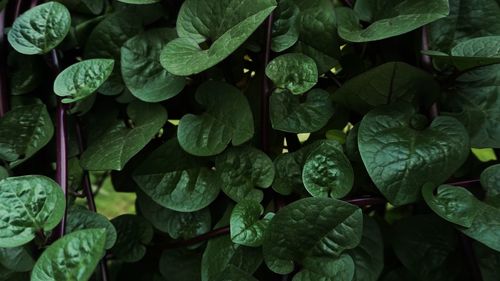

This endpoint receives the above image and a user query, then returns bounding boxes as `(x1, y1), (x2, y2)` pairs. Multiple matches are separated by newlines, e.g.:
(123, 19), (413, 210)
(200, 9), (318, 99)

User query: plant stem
(163, 226), (230, 249)
(260, 13), (273, 153)
(0, 10), (8, 117)
(421, 26), (439, 119)
(346, 196), (386, 206)
(447, 179), (481, 187)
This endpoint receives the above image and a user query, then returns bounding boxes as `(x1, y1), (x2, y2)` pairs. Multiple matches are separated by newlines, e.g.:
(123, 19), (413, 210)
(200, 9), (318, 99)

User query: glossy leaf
(110, 215), (154, 263)
(358, 103), (470, 206)
(0, 104), (54, 166)
(292, 255), (355, 281)
(30, 229), (106, 281)
(481, 164), (500, 200)
(121, 28), (185, 102)
(270, 89), (333, 133)
(230, 200), (273, 247)
(215, 146), (275, 202)
(0, 176), (64, 248)
(7, 2), (71, 55)
(265, 53), (318, 95)
(336, 0), (449, 42)
(178, 81), (254, 156)
(160, 0), (277, 75)
(81, 102), (167, 171)
(54, 59), (115, 103)
(263, 197), (363, 274)
(66, 206), (117, 249)
(133, 139), (220, 212)
(302, 140), (354, 199)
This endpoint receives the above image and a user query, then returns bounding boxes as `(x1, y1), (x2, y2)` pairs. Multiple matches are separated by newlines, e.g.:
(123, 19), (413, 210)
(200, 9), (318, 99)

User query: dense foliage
(0, 0), (499, 280)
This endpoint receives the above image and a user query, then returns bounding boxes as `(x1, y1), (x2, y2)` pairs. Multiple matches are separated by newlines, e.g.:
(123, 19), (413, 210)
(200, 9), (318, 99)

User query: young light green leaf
(53, 59), (114, 103)
(110, 215), (154, 263)
(81, 102), (167, 171)
(215, 146), (275, 203)
(160, 0), (277, 76)
(159, 249), (202, 281)
(270, 89), (333, 133)
(0, 176), (64, 248)
(137, 193), (211, 240)
(66, 206), (117, 249)
(358, 103), (470, 206)
(133, 139), (220, 212)
(0, 246), (35, 272)
(230, 200), (273, 247)
(336, 0), (449, 42)
(302, 140), (354, 199)
(292, 255), (355, 281)
(263, 197), (363, 274)
(178, 81), (254, 156)
(30, 229), (106, 281)
(121, 28), (185, 102)
(0, 104), (54, 166)
(332, 62), (439, 114)
(7, 2), (71, 55)
(265, 53), (318, 95)
(481, 164), (500, 200)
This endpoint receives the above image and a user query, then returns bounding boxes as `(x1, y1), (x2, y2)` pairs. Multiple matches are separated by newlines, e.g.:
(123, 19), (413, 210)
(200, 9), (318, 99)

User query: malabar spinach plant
(0, 0), (499, 280)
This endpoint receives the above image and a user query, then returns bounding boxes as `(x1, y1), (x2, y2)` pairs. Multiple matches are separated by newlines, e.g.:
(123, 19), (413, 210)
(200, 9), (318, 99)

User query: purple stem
(163, 226), (230, 249)
(0, 10), (8, 117)
(346, 196), (387, 206)
(55, 100), (68, 238)
(447, 179), (481, 187)
(260, 13), (273, 153)
(343, 0), (353, 8)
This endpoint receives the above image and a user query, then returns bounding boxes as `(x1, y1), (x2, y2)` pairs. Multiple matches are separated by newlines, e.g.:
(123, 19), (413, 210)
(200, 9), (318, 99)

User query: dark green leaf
(359, 103), (470, 206)
(0, 246), (34, 272)
(481, 164), (500, 200)
(110, 214), (154, 263)
(0, 176), (64, 247)
(265, 53), (318, 95)
(159, 249), (202, 281)
(475, 242), (500, 281)
(66, 206), (117, 249)
(230, 200), (273, 247)
(292, 255), (355, 281)
(348, 216), (383, 281)
(7, 53), (44, 95)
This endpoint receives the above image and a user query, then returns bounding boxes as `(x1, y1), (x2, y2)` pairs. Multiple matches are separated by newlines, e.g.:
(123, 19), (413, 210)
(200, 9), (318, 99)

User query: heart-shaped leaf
(230, 200), (274, 247)
(265, 53), (318, 95)
(66, 206), (117, 249)
(0, 104), (54, 166)
(121, 28), (185, 102)
(302, 140), (354, 199)
(270, 89), (333, 133)
(54, 59), (115, 103)
(137, 193), (211, 240)
(178, 81), (254, 156)
(0, 175), (65, 248)
(263, 197), (363, 274)
(110, 215), (154, 263)
(215, 146), (275, 203)
(81, 101), (167, 171)
(292, 255), (355, 281)
(332, 62), (439, 114)
(358, 103), (470, 206)
(481, 164), (500, 200)
(7, 2), (71, 55)
(336, 0), (449, 42)
(160, 0), (277, 76)
(31, 229), (106, 281)
(133, 139), (220, 212)
(271, 0), (299, 52)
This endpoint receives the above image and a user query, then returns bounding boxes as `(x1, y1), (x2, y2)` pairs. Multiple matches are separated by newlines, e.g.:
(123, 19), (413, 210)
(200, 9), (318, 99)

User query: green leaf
(133, 139), (220, 212)
(7, 2), (71, 55)
(292, 255), (355, 281)
(481, 164), (500, 200)
(302, 140), (353, 199)
(332, 62), (439, 114)
(215, 146), (275, 202)
(0, 176), (64, 248)
(230, 200), (273, 247)
(475, 242), (500, 281)
(348, 216), (384, 281)
(423, 184), (500, 251)
(0, 104), (54, 166)
(265, 53), (318, 95)
(358, 103), (470, 206)
(442, 64), (500, 148)
(30, 229), (106, 281)
(270, 89), (333, 133)
(81, 101), (167, 171)
(159, 249), (202, 281)
(336, 0), (449, 42)
(0, 168), (7, 181)
(391, 214), (467, 281)
(160, 0), (276, 76)
(0, 246), (34, 272)
(110, 214), (154, 263)
(178, 81), (254, 156)
(53, 59), (115, 103)
(66, 206), (117, 249)
(7, 53), (44, 95)
(121, 28), (185, 102)
(213, 266), (258, 281)
(137, 193), (211, 239)
(271, 0), (299, 52)
(263, 197), (363, 274)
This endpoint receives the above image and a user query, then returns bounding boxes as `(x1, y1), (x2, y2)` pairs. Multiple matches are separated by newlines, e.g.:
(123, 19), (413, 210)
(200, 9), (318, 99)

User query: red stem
(0, 10), (8, 117)
(260, 14), (273, 153)
(447, 179), (481, 187)
(163, 226), (230, 249)
(55, 100), (68, 238)
(346, 196), (387, 206)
